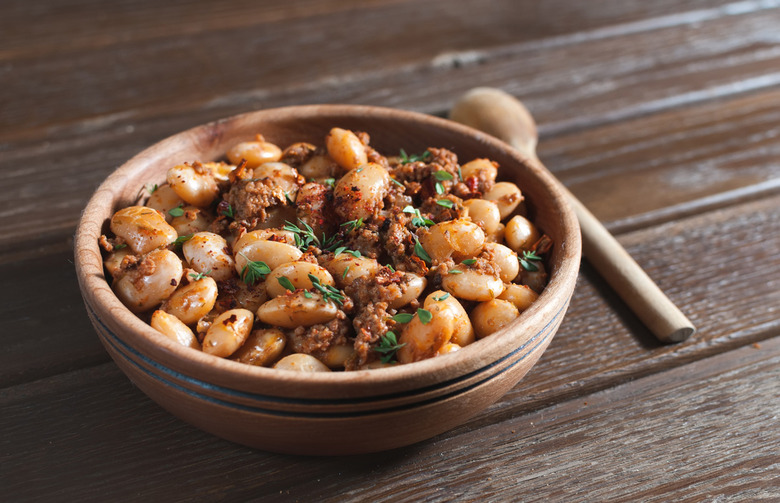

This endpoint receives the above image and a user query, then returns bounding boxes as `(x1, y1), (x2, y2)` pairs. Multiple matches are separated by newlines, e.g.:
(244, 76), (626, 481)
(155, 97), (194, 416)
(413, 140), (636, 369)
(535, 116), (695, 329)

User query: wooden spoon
(451, 87), (695, 343)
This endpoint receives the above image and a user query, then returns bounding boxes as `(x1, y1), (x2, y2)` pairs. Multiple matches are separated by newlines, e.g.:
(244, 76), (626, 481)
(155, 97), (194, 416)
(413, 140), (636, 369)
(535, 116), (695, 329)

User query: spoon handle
(451, 87), (695, 342)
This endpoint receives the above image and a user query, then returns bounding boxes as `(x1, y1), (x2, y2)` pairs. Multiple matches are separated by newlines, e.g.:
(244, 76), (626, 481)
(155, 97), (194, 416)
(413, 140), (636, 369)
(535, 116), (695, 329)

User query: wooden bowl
(74, 105), (581, 455)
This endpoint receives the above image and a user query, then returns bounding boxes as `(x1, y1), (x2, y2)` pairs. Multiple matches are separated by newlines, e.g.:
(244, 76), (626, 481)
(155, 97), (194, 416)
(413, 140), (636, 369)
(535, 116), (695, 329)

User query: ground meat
(224, 178), (287, 222)
(296, 182), (337, 239)
(288, 312), (351, 359)
(347, 301), (392, 369)
(344, 267), (406, 311)
(343, 225), (381, 258)
(379, 214), (427, 275)
(280, 142), (317, 168)
(419, 194), (464, 223)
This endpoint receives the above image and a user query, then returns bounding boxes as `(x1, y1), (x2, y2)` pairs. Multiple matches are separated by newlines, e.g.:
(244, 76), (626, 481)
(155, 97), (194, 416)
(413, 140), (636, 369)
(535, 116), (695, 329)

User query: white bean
(146, 184), (184, 222)
(167, 163), (219, 207)
(230, 328), (286, 367)
(256, 290), (338, 328)
(182, 232), (236, 281)
(485, 242), (520, 282)
(471, 299), (519, 339)
(419, 218), (485, 263)
(161, 275), (218, 325)
(114, 249), (183, 312)
(460, 158), (498, 186)
(505, 214), (541, 252)
(333, 162), (390, 221)
(202, 308), (254, 357)
(397, 301), (455, 364)
(299, 154), (339, 180)
(463, 199), (501, 235)
(232, 229), (296, 253)
(441, 267), (504, 302)
(251, 162), (301, 198)
(150, 310), (201, 350)
(169, 206), (213, 236)
(498, 283), (539, 312)
(234, 239), (302, 276)
(388, 273), (427, 309)
(424, 290), (474, 347)
(484, 181), (523, 219)
(325, 127), (368, 171)
(273, 353), (331, 372)
(110, 205), (178, 255)
(226, 136), (282, 168)
(326, 254), (380, 288)
(266, 261), (335, 298)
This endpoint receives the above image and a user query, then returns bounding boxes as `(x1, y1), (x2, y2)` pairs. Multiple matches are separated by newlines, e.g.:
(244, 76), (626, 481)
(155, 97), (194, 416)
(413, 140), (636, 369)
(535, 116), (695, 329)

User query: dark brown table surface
(2, 1), (779, 501)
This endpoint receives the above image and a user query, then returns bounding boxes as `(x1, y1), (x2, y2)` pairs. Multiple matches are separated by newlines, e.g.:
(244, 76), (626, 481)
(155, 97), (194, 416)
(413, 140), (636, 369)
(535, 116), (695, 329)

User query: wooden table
(3, 1), (779, 501)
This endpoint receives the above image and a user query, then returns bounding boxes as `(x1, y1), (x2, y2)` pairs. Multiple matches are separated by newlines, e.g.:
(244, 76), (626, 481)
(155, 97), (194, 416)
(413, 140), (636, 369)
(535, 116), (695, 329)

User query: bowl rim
(74, 103), (581, 397)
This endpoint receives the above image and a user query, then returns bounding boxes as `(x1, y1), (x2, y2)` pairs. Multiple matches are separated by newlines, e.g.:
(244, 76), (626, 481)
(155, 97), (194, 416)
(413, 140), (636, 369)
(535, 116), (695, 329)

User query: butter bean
(110, 205), (177, 255)
(202, 309), (254, 357)
(150, 310), (201, 350)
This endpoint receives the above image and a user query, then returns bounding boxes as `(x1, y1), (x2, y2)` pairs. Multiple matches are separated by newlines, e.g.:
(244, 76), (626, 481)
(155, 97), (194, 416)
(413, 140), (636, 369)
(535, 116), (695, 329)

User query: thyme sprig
(403, 205), (434, 228)
(399, 149), (432, 164)
(519, 250), (543, 272)
(307, 274), (344, 306)
(284, 219), (321, 250)
(239, 253), (271, 285)
(373, 331), (406, 363)
(340, 217), (364, 233)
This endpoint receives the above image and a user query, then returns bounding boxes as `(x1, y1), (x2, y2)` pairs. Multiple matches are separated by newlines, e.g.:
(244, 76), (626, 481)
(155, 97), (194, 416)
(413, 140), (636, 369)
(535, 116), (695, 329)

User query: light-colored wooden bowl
(74, 105), (581, 455)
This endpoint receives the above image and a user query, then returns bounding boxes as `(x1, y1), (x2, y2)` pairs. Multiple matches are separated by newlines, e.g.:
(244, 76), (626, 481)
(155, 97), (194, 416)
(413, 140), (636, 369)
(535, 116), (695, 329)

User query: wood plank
(2, 330), (777, 501)
(2, 5), (780, 256)
(1, 0), (771, 141)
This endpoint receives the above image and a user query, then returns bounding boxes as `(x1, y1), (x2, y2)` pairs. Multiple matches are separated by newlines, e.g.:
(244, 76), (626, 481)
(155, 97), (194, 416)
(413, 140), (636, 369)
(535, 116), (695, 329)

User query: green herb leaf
(340, 218), (364, 233)
(462, 258), (477, 265)
(342, 266), (350, 280)
(307, 274), (345, 305)
(435, 182), (445, 195)
(413, 236), (432, 265)
(392, 313), (414, 324)
(284, 191), (295, 205)
(519, 250), (542, 272)
(220, 203), (234, 218)
(417, 308), (433, 325)
(147, 183), (158, 195)
(432, 292), (450, 301)
(303, 291), (313, 299)
(113, 243), (128, 250)
(344, 249), (362, 258)
(189, 270), (211, 281)
(386, 263), (395, 272)
(239, 253), (271, 285)
(373, 331), (406, 363)
(399, 149), (432, 164)
(168, 204), (185, 217)
(284, 219), (322, 250)
(277, 276), (296, 292)
(433, 170), (454, 181)
(449, 269), (463, 274)
(436, 199), (454, 209)
(390, 177), (404, 187)
(173, 234), (193, 246)
(333, 246), (347, 256)
(323, 178), (336, 187)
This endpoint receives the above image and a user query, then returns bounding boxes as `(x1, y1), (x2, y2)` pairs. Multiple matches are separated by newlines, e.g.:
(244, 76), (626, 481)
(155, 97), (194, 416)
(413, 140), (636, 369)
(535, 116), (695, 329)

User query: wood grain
(3, 333), (777, 502)
(3, 0), (780, 498)
(2, 2), (779, 259)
